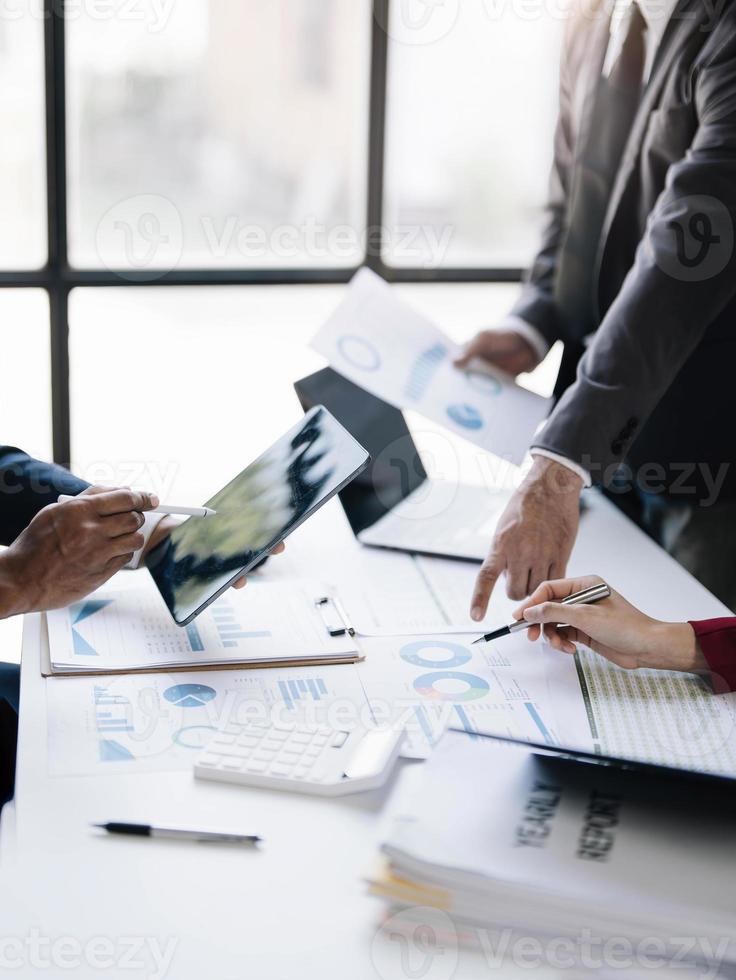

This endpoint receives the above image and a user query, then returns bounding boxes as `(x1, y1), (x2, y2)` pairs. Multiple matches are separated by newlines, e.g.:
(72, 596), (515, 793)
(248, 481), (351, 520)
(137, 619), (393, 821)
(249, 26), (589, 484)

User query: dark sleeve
(689, 618), (736, 694)
(508, 21), (576, 348)
(534, 20), (736, 477)
(0, 446), (89, 546)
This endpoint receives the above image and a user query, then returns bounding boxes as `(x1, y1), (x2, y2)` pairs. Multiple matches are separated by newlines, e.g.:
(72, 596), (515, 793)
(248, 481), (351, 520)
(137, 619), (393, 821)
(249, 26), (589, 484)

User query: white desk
(2, 481), (730, 980)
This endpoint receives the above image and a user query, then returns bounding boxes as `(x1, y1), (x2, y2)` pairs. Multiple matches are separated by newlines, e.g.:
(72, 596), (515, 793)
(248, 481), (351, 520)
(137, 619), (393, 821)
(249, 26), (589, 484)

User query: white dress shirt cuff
(530, 449), (593, 489)
(125, 511), (167, 570)
(499, 315), (551, 364)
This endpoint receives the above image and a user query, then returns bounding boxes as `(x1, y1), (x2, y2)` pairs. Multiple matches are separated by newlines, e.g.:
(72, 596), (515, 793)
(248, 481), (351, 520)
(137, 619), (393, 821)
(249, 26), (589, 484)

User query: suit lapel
(594, 0), (705, 279)
(572, 2), (612, 169)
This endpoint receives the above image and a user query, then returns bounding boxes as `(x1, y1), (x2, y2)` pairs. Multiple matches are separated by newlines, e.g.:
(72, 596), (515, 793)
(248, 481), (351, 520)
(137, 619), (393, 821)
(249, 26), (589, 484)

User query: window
(66, 0), (372, 270)
(1, 1), (564, 466)
(0, 291), (51, 458)
(383, 2), (563, 268)
(0, 10), (46, 268)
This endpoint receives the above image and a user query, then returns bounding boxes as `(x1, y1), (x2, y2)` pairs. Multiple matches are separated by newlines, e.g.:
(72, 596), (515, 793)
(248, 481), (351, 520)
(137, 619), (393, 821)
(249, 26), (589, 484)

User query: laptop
(294, 368), (510, 562)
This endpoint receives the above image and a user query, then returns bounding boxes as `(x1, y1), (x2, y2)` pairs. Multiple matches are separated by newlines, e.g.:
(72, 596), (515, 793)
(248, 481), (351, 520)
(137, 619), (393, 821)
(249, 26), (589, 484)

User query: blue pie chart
(337, 335), (381, 372)
(447, 403), (483, 431)
(163, 684), (217, 708)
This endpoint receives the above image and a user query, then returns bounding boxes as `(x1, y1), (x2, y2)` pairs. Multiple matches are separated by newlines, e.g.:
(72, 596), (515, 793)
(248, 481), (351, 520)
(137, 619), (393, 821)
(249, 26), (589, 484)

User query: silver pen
(472, 582), (611, 644)
(93, 822), (261, 845)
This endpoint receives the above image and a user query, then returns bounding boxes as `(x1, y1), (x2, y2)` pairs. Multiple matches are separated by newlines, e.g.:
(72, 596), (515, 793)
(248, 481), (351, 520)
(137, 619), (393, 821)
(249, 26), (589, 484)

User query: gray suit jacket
(516, 0), (736, 501)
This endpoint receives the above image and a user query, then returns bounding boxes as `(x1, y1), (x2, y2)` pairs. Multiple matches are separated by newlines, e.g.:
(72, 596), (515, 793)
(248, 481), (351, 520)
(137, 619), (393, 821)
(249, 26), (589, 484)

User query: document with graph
(311, 268), (551, 465)
(45, 663), (371, 776)
(43, 573), (359, 676)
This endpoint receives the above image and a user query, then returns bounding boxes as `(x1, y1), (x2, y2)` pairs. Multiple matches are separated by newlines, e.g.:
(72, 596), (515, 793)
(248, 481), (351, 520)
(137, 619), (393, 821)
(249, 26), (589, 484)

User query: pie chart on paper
(163, 684), (217, 708)
(447, 403), (484, 431)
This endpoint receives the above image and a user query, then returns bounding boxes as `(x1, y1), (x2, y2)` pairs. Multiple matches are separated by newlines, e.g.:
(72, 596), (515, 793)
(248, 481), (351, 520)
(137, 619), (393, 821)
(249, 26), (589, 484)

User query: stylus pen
(58, 494), (216, 518)
(93, 822), (261, 845)
(472, 582), (611, 645)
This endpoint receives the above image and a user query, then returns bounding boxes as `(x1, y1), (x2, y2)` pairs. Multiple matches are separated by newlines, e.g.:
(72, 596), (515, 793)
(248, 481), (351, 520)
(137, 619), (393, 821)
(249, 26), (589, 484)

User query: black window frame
(0, 0), (523, 468)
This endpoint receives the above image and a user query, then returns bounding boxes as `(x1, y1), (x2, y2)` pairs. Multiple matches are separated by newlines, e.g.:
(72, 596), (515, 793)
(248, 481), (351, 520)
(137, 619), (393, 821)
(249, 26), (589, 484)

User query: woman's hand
(513, 575), (708, 675)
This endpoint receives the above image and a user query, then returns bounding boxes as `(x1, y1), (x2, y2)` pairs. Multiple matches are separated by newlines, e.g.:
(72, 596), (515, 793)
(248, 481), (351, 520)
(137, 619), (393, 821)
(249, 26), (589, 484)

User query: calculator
(194, 720), (405, 796)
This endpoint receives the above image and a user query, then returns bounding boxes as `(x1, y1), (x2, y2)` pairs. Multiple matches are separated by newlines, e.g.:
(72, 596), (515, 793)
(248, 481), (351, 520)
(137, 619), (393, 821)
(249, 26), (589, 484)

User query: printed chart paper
(311, 268), (552, 465)
(45, 574), (356, 673)
(46, 664), (371, 776)
(357, 632), (587, 759)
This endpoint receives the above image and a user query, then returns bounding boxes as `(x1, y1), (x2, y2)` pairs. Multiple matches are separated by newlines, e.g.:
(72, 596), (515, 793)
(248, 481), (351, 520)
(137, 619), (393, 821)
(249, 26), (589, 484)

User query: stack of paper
(43, 574), (359, 676)
(369, 730), (736, 967)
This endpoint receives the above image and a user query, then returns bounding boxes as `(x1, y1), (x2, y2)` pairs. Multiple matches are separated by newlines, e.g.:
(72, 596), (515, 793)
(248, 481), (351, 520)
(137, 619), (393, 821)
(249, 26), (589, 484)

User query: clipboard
(41, 580), (364, 678)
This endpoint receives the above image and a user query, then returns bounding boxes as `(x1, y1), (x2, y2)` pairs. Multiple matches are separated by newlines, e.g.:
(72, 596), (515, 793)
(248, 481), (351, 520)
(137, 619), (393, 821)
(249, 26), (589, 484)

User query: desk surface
(4, 481), (730, 980)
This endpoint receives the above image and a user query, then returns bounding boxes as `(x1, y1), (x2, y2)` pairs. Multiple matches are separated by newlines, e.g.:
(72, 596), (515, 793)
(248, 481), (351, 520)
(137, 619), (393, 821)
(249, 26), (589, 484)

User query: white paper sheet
(46, 663), (372, 776)
(356, 632), (589, 759)
(330, 548), (518, 636)
(45, 573), (357, 673)
(311, 268), (551, 465)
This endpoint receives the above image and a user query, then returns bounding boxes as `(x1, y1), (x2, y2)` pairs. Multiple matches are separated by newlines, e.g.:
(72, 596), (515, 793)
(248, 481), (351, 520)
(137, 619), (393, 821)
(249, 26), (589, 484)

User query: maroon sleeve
(689, 619), (736, 694)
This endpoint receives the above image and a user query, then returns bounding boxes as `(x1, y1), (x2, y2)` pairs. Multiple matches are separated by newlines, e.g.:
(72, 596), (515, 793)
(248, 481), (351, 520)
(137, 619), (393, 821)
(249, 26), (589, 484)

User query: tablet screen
(145, 406), (369, 625)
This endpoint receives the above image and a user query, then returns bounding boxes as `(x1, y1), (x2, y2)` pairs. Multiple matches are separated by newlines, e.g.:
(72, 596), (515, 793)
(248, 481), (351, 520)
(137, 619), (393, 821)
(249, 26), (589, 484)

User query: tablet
(145, 406), (370, 625)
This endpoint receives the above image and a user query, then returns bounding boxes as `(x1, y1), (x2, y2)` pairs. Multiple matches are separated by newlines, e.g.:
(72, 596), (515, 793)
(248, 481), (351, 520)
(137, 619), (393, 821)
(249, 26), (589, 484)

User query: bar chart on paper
(45, 576), (357, 673)
(46, 664), (371, 777)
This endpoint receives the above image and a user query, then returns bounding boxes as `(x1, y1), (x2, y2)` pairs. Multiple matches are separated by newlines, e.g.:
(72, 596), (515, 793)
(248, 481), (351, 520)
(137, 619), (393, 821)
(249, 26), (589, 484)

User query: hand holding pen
(507, 575), (707, 676)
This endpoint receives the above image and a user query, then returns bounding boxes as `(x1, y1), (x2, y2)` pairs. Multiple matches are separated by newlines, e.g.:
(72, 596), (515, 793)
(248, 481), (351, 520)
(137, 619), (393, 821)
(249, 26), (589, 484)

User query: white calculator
(194, 720), (405, 796)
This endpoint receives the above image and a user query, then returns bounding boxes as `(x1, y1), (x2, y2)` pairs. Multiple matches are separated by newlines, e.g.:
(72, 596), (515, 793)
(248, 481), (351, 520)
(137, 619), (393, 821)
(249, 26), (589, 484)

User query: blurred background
(1, 0), (563, 501)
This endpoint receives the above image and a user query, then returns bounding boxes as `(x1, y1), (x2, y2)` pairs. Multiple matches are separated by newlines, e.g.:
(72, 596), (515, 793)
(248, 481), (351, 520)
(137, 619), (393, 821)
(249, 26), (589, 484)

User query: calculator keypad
(197, 722), (348, 784)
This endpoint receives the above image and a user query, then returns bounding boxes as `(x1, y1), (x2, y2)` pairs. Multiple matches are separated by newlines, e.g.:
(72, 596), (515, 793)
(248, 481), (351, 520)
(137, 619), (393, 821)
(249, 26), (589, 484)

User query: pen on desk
(472, 582), (611, 645)
(57, 494), (216, 518)
(92, 822), (261, 845)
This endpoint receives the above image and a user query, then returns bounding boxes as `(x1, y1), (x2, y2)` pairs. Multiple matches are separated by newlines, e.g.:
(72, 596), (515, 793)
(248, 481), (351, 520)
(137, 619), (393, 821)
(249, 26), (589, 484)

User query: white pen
(57, 494), (216, 519)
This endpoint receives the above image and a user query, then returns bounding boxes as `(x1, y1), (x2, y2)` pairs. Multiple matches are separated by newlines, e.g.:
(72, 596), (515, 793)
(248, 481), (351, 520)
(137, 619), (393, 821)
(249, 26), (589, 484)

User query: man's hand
(513, 575), (707, 675)
(454, 329), (540, 377)
(470, 457), (583, 619)
(0, 487), (159, 617)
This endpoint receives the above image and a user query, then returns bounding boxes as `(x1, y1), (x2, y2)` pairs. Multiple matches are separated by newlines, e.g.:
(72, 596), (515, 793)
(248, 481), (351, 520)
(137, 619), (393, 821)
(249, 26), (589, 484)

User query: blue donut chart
(447, 403), (484, 431)
(337, 334), (381, 372)
(399, 639), (471, 669)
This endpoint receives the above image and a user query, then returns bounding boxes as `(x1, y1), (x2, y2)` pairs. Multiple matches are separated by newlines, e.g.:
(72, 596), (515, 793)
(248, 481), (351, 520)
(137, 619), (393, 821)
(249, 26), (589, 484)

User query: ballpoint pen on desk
(472, 582), (612, 645)
(57, 494), (216, 518)
(92, 822), (261, 845)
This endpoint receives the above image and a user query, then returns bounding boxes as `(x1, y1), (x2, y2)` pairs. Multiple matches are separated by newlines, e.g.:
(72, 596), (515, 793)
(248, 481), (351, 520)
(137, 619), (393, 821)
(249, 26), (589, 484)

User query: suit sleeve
(508, 24), (576, 348)
(534, 23), (736, 477)
(689, 618), (736, 693)
(0, 446), (89, 547)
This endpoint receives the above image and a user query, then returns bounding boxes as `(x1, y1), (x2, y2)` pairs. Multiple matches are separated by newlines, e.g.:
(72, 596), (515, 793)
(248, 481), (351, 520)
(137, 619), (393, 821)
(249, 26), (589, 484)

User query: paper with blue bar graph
(43, 573), (359, 676)
(45, 663), (370, 776)
(311, 268), (551, 465)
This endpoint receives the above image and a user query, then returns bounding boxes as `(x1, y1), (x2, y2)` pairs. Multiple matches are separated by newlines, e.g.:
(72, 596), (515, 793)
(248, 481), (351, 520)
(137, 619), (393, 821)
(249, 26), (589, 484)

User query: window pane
(0, 291), (51, 459)
(0, 6), (46, 268)
(66, 0), (371, 271)
(69, 283), (557, 501)
(383, 4), (563, 268)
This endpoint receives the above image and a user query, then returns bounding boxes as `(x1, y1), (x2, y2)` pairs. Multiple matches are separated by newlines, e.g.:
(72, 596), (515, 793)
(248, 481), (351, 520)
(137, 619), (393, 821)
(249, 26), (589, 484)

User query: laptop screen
(294, 368), (427, 535)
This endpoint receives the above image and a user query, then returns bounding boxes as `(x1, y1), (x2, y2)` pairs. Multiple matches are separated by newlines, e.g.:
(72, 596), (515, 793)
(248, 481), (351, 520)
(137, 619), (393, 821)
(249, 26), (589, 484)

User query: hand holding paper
(311, 268), (551, 466)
